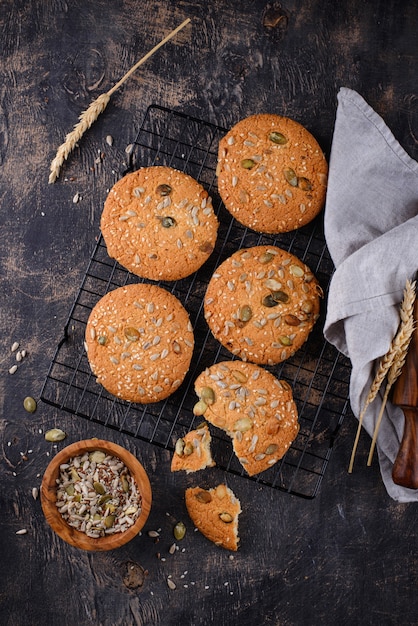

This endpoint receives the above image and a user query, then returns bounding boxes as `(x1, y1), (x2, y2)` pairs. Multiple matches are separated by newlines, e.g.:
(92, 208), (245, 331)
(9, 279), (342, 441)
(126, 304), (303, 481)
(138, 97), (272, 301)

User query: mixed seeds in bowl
(55, 450), (142, 538)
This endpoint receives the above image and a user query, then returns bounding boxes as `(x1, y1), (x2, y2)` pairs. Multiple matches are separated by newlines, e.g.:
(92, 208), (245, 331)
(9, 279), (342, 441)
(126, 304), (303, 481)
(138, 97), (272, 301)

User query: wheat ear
(48, 18), (191, 184)
(348, 279), (416, 473)
(367, 287), (416, 465)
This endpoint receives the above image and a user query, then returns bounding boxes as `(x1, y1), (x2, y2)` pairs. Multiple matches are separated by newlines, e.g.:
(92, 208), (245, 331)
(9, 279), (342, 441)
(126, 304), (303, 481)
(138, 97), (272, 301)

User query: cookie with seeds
(193, 361), (299, 476)
(217, 113), (328, 233)
(171, 422), (215, 473)
(85, 283), (194, 403)
(204, 245), (322, 365)
(101, 166), (219, 281)
(185, 484), (241, 551)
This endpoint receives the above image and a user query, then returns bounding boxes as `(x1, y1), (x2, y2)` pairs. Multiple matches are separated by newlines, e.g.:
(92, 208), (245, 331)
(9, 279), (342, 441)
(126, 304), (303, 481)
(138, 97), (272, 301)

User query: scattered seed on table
(23, 396), (37, 413)
(173, 521), (186, 541)
(16, 529), (27, 535)
(44, 428), (66, 442)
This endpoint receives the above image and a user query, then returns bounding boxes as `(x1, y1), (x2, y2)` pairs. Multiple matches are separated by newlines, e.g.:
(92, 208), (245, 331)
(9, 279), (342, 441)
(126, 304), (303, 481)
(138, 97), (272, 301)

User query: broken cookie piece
(171, 422), (215, 474)
(185, 483), (241, 551)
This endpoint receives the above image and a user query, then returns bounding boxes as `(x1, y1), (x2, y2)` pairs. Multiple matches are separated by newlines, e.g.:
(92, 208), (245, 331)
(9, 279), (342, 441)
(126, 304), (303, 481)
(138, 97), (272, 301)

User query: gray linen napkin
(323, 87), (418, 502)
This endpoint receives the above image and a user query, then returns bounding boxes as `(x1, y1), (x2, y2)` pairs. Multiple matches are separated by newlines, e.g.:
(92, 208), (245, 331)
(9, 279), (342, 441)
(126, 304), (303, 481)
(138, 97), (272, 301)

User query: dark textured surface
(0, 2), (417, 625)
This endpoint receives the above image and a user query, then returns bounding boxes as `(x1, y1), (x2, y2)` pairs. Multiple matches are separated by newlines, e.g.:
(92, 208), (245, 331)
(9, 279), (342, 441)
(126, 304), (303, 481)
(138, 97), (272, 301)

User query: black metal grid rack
(40, 105), (352, 499)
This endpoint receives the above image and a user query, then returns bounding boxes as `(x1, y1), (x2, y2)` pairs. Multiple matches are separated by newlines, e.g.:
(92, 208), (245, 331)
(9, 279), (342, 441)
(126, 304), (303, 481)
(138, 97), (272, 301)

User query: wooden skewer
(391, 297), (418, 488)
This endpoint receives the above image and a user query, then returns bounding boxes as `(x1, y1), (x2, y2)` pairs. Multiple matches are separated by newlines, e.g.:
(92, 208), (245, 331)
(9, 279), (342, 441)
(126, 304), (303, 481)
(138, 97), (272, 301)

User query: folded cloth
(323, 87), (418, 502)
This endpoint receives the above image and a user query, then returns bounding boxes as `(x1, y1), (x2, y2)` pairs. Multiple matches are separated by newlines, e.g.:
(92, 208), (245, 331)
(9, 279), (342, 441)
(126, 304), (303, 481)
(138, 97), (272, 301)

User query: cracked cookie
(204, 245), (322, 365)
(85, 283), (194, 403)
(101, 166), (219, 281)
(217, 113), (328, 233)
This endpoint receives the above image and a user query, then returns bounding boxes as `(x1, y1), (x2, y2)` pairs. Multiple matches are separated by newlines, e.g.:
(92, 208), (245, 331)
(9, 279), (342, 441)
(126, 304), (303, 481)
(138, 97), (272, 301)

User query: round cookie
(217, 113), (328, 233)
(193, 361), (299, 476)
(101, 166), (219, 281)
(185, 484), (241, 551)
(204, 245), (322, 365)
(85, 283), (194, 403)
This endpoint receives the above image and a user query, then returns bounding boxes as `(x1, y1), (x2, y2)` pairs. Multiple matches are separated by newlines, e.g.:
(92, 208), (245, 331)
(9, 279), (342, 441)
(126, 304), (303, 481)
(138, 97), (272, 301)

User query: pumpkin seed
(284, 314), (301, 326)
(70, 468), (81, 482)
(195, 490), (212, 503)
(104, 514), (116, 529)
(298, 177), (312, 191)
(193, 400), (208, 416)
(278, 335), (292, 346)
(269, 131), (288, 145)
(121, 475), (130, 493)
(272, 290), (289, 303)
(231, 370), (248, 384)
(98, 494), (112, 506)
(219, 512), (233, 523)
(283, 167), (298, 186)
(238, 304), (252, 323)
(23, 396), (37, 413)
(200, 386), (215, 405)
(124, 327), (140, 342)
(264, 278), (283, 291)
(156, 184), (172, 196)
(241, 158), (256, 169)
(45, 428), (66, 442)
(265, 444), (278, 455)
(93, 481), (106, 494)
(175, 438), (185, 456)
(301, 301), (313, 314)
(89, 451), (106, 464)
(65, 484), (75, 496)
(262, 294), (279, 308)
(183, 442), (194, 456)
(159, 216), (177, 228)
(173, 521), (186, 541)
(233, 417), (253, 433)
(259, 251), (275, 264)
(289, 264), (304, 277)
(98, 336), (107, 345)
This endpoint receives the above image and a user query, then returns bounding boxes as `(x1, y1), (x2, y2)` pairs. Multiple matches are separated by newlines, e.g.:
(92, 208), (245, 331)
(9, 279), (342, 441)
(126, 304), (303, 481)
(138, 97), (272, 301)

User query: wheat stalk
(367, 284), (416, 465)
(348, 279), (416, 473)
(48, 18), (191, 184)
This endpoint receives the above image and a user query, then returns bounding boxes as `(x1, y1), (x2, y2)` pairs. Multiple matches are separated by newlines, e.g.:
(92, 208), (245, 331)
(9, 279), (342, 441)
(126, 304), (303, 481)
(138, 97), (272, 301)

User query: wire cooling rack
(40, 104), (352, 499)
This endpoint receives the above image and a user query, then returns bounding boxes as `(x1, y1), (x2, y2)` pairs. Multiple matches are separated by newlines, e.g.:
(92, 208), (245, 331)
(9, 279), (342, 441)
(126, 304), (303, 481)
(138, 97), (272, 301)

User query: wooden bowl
(41, 438), (152, 551)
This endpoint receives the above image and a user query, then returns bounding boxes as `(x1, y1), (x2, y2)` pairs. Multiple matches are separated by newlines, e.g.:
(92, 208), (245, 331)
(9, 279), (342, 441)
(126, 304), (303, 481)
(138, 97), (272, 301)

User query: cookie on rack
(193, 361), (299, 476)
(185, 484), (241, 551)
(101, 166), (219, 281)
(171, 422), (215, 473)
(85, 283), (194, 403)
(217, 113), (328, 233)
(204, 245), (322, 365)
